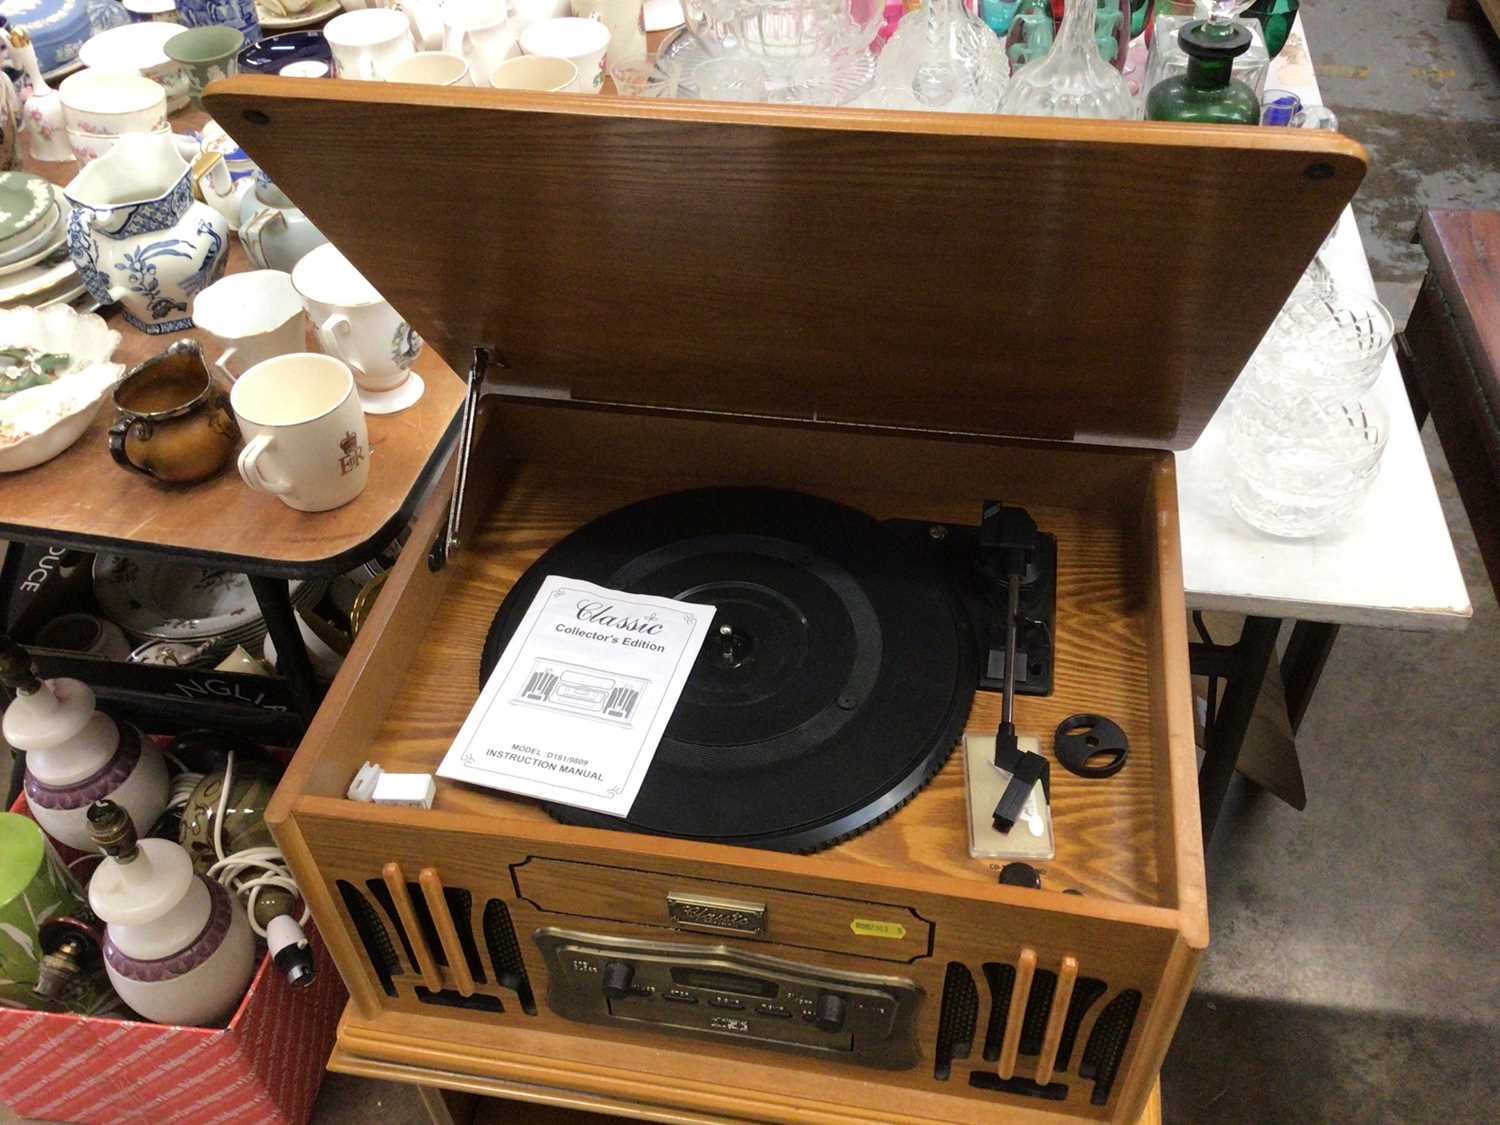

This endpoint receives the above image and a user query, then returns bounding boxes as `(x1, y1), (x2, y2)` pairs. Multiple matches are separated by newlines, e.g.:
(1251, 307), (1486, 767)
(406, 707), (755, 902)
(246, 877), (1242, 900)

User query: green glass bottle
(1145, 18), (1261, 125)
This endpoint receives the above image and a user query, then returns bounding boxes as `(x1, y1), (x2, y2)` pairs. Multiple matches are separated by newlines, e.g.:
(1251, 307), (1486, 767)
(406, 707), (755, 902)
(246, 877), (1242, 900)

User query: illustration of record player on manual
(212, 76), (1366, 1124)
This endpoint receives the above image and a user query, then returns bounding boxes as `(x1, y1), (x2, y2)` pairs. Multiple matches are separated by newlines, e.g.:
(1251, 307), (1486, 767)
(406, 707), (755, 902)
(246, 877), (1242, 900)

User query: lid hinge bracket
(429, 346), (502, 572)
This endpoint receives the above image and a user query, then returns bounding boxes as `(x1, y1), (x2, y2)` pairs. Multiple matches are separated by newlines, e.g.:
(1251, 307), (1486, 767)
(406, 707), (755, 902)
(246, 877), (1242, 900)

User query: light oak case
(207, 79), (1365, 1124)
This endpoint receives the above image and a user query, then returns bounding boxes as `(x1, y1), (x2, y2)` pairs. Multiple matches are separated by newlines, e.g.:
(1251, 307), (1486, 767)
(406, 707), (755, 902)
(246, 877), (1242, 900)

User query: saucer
(257, 0), (341, 31)
(357, 372), (424, 415)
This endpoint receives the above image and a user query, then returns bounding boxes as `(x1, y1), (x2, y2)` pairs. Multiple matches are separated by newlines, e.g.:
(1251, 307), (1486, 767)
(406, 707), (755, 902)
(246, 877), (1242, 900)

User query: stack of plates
(0, 179), (83, 311)
(93, 555), (327, 651)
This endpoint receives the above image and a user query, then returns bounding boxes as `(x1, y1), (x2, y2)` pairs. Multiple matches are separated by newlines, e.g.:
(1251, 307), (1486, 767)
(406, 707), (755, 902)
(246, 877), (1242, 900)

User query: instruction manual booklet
(437, 576), (715, 816)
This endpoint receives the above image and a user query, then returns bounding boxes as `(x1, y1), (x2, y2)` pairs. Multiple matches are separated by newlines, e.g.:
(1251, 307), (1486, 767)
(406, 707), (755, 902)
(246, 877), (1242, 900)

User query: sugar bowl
(108, 340), (239, 484)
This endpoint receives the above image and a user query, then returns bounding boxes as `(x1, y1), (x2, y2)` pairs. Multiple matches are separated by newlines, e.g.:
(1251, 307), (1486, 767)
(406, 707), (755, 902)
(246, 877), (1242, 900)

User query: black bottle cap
(1179, 18), (1253, 60)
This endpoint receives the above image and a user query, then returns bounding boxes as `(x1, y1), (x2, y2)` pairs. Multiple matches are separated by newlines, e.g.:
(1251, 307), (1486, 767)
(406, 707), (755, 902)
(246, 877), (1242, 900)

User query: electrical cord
(201, 750), (309, 940)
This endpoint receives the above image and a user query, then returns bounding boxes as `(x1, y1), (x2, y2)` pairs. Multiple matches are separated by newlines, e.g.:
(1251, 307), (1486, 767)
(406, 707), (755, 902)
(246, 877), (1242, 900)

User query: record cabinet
(208, 79), (1365, 1124)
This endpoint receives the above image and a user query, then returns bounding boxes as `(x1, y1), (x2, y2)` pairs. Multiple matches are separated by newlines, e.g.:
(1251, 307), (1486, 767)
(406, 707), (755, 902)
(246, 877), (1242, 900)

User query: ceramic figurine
(0, 635), (169, 853)
(4, 28), (65, 161)
(63, 131), (229, 334)
(86, 799), (256, 1026)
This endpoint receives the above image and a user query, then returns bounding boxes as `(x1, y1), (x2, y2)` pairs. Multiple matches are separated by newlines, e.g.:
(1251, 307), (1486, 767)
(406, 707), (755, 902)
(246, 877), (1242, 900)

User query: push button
(756, 1003), (793, 1019)
(708, 995), (745, 1010)
(664, 989), (697, 1004)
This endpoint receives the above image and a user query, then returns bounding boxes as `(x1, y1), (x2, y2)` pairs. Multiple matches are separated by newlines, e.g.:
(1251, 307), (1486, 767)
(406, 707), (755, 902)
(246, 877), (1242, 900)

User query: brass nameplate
(667, 892), (768, 937)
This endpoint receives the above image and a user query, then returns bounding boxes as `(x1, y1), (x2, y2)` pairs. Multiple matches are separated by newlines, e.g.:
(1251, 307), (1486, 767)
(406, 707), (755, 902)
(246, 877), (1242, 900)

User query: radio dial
(814, 991), (847, 1032)
(602, 961), (635, 999)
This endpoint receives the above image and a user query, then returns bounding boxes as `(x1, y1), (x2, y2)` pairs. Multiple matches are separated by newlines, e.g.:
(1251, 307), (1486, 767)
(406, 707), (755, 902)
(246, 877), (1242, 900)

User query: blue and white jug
(64, 132), (230, 334)
(175, 0), (259, 42)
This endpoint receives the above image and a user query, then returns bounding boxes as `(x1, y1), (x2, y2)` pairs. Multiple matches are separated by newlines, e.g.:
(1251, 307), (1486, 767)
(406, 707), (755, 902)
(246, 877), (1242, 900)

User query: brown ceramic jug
(108, 341), (240, 484)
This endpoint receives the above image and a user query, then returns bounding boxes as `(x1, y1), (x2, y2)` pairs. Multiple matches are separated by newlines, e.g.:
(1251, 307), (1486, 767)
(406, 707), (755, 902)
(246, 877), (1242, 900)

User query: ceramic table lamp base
(0, 638), (169, 853)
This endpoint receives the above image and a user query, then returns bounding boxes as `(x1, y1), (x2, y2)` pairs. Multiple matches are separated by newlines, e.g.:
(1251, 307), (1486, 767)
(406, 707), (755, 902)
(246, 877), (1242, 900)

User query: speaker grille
(337, 879), (397, 997)
(934, 962), (980, 1080)
(1082, 988), (1142, 1106)
(483, 899), (536, 1014)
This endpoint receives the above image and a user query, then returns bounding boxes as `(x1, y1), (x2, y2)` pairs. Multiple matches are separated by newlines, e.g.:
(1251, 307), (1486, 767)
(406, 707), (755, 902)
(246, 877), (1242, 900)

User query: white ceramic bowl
(59, 69), (168, 137)
(77, 23), (192, 109)
(0, 305), (124, 473)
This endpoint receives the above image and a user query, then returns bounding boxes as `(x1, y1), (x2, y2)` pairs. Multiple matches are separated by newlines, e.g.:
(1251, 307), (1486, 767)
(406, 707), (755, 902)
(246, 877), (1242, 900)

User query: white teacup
(193, 270), (307, 381)
(324, 9), (417, 80)
(519, 16), (610, 93)
(571, 0), (643, 66)
(232, 353), (372, 513)
(59, 70), (168, 138)
(490, 54), (577, 91)
(442, 0), (518, 87)
(292, 243), (425, 414)
(387, 50), (470, 85)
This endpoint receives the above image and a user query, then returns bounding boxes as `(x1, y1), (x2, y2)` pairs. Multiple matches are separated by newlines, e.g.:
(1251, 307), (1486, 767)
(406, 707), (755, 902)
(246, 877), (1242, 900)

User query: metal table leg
(1193, 616), (1282, 842)
(1281, 620), (1340, 735)
(249, 575), (322, 725)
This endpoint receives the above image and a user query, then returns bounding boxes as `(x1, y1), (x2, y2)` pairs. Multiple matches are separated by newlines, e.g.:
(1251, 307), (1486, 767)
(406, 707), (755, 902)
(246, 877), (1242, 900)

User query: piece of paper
(437, 576), (714, 816)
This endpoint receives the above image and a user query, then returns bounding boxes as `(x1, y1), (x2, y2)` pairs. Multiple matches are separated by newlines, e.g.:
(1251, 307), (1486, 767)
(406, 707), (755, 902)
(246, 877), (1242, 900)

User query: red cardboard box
(1, 796), (345, 1124)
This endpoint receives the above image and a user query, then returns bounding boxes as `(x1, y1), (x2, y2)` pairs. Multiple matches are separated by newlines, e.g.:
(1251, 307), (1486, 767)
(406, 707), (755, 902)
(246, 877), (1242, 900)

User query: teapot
(238, 170), (327, 273)
(63, 131), (230, 334)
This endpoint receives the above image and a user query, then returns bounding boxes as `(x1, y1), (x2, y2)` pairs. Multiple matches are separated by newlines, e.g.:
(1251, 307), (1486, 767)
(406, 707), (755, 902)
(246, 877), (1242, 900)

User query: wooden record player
(207, 78), (1364, 1124)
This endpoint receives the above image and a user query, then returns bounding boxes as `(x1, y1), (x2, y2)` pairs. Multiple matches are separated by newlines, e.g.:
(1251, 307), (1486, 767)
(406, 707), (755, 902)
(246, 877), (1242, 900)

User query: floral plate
(93, 555), (326, 642)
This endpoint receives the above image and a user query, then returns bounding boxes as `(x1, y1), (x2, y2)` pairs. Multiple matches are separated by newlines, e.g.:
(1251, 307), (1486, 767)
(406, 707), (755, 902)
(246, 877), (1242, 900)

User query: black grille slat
(482, 899), (536, 1014)
(366, 879), (419, 971)
(444, 886), (486, 984)
(337, 880), (397, 997)
(1019, 969), (1058, 1056)
(933, 962), (979, 1081)
(980, 962), (1017, 1062)
(1056, 977), (1108, 1073)
(1083, 989), (1143, 1105)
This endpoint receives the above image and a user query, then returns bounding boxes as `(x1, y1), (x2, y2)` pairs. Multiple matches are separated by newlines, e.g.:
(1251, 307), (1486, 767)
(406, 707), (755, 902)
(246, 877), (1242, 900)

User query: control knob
(813, 991), (847, 1032)
(602, 960), (635, 999)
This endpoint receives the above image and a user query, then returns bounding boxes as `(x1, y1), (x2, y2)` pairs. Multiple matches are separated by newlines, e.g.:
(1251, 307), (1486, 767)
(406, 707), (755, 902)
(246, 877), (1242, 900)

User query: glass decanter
(874, 0), (1010, 111)
(1145, 17), (1259, 124)
(999, 0), (1134, 117)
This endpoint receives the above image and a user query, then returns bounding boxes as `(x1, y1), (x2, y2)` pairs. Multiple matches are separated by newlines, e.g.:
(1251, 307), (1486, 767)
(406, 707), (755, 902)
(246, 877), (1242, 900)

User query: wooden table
(0, 111), (465, 731)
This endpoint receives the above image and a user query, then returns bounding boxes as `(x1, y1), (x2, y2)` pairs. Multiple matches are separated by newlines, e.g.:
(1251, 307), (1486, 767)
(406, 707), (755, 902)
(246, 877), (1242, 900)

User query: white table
(1172, 22), (1472, 838)
(1176, 23), (1473, 631)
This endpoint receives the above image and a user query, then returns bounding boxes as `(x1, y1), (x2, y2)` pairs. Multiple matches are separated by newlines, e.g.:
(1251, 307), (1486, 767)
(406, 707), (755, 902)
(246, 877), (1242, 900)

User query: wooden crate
(203, 81), (1366, 1123)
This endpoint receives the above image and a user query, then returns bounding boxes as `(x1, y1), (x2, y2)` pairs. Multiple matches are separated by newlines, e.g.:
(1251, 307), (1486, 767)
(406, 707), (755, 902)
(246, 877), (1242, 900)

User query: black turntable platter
(478, 487), (979, 853)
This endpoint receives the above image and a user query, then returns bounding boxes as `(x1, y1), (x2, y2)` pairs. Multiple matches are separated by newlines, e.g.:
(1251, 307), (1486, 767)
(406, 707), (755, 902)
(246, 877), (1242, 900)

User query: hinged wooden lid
(208, 80), (1364, 450)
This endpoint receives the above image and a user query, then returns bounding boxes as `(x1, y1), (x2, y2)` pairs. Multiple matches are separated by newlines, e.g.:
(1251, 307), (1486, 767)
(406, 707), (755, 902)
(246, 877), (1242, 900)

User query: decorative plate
(0, 173), (59, 251)
(0, 188), (69, 275)
(257, 0), (341, 31)
(0, 252), (78, 306)
(93, 554), (324, 641)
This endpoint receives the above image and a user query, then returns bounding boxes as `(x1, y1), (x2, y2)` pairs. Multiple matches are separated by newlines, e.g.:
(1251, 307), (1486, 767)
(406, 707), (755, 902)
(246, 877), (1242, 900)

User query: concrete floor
(6, 3), (1500, 1123)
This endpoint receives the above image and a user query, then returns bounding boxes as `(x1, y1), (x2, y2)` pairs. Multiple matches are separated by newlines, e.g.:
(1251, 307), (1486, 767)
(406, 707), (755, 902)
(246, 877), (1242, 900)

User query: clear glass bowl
(1257, 289), (1395, 401)
(1227, 392), (1388, 538)
(684, 0), (885, 65)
